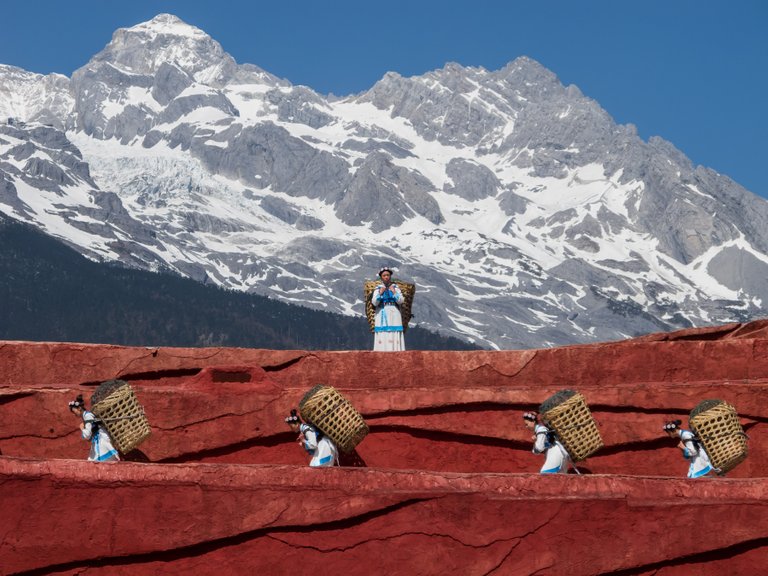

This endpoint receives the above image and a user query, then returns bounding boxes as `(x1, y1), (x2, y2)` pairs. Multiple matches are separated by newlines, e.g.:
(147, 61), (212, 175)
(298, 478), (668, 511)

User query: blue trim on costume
(380, 292), (399, 304)
(689, 465), (712, 478)
(540, 466), (561, 474)
(375, 326), (403, 332)
(318, 455), (333, 465)
(95, 449), (118, 461)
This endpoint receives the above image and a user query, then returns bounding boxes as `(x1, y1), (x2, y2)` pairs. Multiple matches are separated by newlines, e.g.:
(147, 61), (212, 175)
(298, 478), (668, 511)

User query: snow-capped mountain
(2, 13), (767, 349)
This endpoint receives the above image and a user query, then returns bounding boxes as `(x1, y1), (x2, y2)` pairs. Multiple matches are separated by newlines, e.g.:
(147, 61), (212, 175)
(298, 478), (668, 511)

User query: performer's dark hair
(68, 394), (85, 411)
(663, 419), (683, 432)
(285, 408), (301, 425)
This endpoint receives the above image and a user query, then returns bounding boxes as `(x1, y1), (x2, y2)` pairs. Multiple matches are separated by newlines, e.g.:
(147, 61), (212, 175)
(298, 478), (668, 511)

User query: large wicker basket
(299, 385), (368, 453)
(364, 279), (415, 333)
(689, 400), (748, 474)
(91, 379), (151, 454)
(539, 390), (603, 462)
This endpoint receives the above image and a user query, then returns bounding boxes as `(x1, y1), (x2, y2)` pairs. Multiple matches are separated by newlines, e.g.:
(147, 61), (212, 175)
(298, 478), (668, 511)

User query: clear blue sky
(2, 0), (766, 198)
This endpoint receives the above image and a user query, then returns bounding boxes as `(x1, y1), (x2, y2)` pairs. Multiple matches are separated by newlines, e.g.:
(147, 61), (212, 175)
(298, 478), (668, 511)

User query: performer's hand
(379, 286), (386, 294)
(79, 423), (85, 431)
(677, 441), (685, 450)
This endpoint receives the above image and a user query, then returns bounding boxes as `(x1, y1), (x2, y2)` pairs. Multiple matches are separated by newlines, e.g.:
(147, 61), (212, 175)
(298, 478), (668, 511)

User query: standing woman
(68, 394), (120, 462)
(663, 420), (714, 478)
(370, 267), (405, 351)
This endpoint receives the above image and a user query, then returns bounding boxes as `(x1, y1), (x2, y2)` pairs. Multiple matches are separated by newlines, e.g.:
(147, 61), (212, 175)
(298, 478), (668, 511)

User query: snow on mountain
(1, 13), (767, 349)
(0, 65), (73, 129)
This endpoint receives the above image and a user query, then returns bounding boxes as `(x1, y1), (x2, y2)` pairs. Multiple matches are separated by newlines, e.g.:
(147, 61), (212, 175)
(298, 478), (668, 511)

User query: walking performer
(68, 394), (120, 462)
(285, 409), (338, 467)
(370, 266), (405, 351)
(523, 411), (571, 474)
(663, 420), (714, 478)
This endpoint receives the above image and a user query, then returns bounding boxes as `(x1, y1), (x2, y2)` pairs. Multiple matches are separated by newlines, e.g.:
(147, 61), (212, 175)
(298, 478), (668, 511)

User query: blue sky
(2, 0), (766, 198)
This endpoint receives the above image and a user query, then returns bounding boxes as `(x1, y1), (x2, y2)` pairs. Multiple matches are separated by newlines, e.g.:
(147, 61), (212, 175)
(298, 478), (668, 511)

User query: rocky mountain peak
(2, 14), (767, 350)
(131, 13), (204, 36)
(86, 13), (234, 85)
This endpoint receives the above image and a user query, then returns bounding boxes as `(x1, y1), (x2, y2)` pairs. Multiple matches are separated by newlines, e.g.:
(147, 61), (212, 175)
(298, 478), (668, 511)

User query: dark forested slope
(0, 217), (477, 350)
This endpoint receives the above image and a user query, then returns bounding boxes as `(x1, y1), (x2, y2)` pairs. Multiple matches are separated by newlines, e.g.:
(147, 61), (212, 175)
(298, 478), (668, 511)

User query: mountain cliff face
(2, 13), (767, 348)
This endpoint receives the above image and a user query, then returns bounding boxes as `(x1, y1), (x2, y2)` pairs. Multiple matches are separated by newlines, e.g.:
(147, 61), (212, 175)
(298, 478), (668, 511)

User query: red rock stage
(1, 320), (768, 574)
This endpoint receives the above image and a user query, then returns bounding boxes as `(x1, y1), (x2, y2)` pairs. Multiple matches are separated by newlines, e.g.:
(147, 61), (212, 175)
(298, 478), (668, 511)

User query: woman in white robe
(285, 410), (338, 467)
(300, 423), (338, 467)
(523, 411), (571, 474)
(370, 267), (405, 352)
(664, 420), (714, 478)
(69, 395), (120, 462)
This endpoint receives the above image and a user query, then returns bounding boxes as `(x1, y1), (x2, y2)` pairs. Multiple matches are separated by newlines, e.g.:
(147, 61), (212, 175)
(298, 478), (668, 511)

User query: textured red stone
(1, 320), (767, 574)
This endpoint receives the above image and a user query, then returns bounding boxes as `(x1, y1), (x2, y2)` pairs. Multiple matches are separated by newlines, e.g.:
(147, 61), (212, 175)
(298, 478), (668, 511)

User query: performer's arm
(371, 286), (382, 305)
(301, 425), (319, 451)
(533, 428), (549, 454)
(81, 414), (94, 440)
(680, 433), (698, 459)
(392, 284), (404, 303)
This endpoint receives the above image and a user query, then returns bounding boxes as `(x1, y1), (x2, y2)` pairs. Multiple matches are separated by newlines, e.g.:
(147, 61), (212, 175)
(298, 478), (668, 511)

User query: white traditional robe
(371, 283), (405, 351)
(680, 429), (713, 478)
(301, 424), (338, 467)
(82, 411), (120, 462)
(533, 423), (570, 474)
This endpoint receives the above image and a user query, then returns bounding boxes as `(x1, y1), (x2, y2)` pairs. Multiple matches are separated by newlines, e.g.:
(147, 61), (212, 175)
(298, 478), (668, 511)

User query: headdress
(68, 394), (85, 411)
(663, 419), (682, 432)
(285, 409), (300, 425)
(378, 267), (393, 277)
(522, 411), (538, 422)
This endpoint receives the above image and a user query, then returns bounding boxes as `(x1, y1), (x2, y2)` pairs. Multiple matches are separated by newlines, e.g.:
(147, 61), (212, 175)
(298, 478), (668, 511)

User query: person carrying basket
(68, 394), (120, 462)
(370, 267), (406, 351)
(663, 419), (714, 478)
(285, 409), (338, 467)
(523, 411), (571, 474)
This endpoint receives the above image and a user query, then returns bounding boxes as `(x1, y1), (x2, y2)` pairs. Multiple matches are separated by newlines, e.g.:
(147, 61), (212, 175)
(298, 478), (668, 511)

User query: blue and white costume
(371, 283), (405, 351)
(81, 411), (120, 462)
(679, 429), (713, 478)
(300, 423), (338, 467)
(533, 423), (570, 474)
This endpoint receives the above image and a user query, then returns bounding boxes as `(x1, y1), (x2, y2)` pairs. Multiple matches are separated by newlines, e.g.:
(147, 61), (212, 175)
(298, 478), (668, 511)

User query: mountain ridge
(1, 13), (767, 349)
(0, 214), (475, 350)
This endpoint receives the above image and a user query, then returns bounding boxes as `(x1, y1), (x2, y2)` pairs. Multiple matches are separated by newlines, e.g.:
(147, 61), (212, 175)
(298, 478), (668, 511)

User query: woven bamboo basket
(539, 390), (603, 462)
(364, 279), (415, 333)
(689, 400), (748, 474)
(91, 380), (151, 454)
(298, 385), (368, 453)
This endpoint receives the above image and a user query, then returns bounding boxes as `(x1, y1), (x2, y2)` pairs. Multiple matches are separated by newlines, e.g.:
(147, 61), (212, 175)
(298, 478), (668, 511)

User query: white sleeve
(302, 426), (319, 450)
(533, 426), (548, 454)
(81, 414), (94, 440)
(393, 284), (404, 303)
(681, 431), (698, 456)
(371, 285), (382, 305)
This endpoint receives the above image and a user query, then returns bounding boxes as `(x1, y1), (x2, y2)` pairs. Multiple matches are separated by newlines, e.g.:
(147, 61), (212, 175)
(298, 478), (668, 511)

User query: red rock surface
(1, 319), (768, 574)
